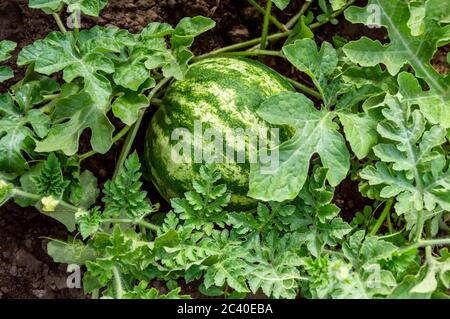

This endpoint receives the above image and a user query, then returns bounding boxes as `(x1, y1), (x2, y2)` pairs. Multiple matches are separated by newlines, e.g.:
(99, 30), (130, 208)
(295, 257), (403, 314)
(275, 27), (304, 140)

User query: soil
(0, 0), (448, 299)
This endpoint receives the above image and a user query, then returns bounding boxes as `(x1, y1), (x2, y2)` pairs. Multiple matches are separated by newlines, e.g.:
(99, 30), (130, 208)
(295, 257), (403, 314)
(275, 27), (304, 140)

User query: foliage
(0, 0), (448, 300)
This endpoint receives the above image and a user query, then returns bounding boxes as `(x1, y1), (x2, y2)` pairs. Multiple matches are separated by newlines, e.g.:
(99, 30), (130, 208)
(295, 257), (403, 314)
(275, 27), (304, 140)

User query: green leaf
(19, 32), (115, 107)
(343, 0), (449, 101)
(360, 236), (398, 263)
(32, 153), (69, 197)
(69, 170), (99, 209)
(412, 251), (450, 293)
(272, 0), (290, 10)
(283, 39), (340, 107)
(0, 93), (51, 174)
(0, 180), (13, 206)
(286, 16), (314, 45)
(154, 229), (181, 249)
(140, 17), (215, 80)
(29, 0), (108, 17)
(35, 92), (114, 156)
(407, 1), (426, 36)
(0, 67), (14, 84)
(247, 235), (303, 298)
(112, 92), (149, 126)
(77, 207), (103, 239)
(67, 0), (108, 17)
(389, 275), (432, 299)
(248, 92), (350, 202)
(141, 22), (174, 39)
(360, 76), (450, 226)
(103, 152), (152, 219)
(113, 61), (154, 92)
(330, 0), (347, 11)
(171, 164), (230, 233)
(124, 282), (190, 299)
(396, 72), (449, 129)
(47, 239), (95, 265)
(28, 0), (64, 12)
(338, 112), (378, 159)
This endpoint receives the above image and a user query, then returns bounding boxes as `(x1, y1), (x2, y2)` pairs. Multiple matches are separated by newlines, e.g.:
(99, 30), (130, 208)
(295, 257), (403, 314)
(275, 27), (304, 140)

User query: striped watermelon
(144, 57), (293, 209)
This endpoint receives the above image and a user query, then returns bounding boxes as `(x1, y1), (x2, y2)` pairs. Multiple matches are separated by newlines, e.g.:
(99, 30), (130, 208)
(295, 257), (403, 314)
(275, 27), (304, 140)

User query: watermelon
(144, 57), (294, 209)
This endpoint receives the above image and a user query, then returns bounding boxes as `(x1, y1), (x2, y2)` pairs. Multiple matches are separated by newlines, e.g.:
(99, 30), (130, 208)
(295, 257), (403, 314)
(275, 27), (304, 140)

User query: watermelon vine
(0, 0), (449, 299)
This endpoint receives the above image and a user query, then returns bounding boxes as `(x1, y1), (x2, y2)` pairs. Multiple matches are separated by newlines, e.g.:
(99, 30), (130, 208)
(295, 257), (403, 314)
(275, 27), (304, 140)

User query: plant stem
(369, 198), (394, 236)
(260, 0), (274, 51)
(309, 0), (356, 30)
(52, 12), (67, 34)
(102, 218), (160, 232)
(194, 32), (289, 61)
(246, 0), (288, 32)
(285, 0), (313, 29)
(113, 78), (172, 179)
(285, 77), (322, 99)
(79, 126), (131, 162)
(400, 238), (450, 252)
(112, 266), (123, 299)
(201, 49), (284, 60)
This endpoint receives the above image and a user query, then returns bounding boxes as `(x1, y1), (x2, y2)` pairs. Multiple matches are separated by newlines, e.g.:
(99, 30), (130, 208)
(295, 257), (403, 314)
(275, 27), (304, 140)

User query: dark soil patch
(0, 0), (448, 299)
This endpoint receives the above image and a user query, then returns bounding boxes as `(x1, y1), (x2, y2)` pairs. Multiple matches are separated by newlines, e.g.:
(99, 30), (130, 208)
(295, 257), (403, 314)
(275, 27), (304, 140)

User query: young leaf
(246, 232), (303, 299)
(0, 179), (13, 206)
(141, 17), (215, 80)
(103, 152), (152, 219)
(18, 32), (115, 107)
(248, 91), (350, 202)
